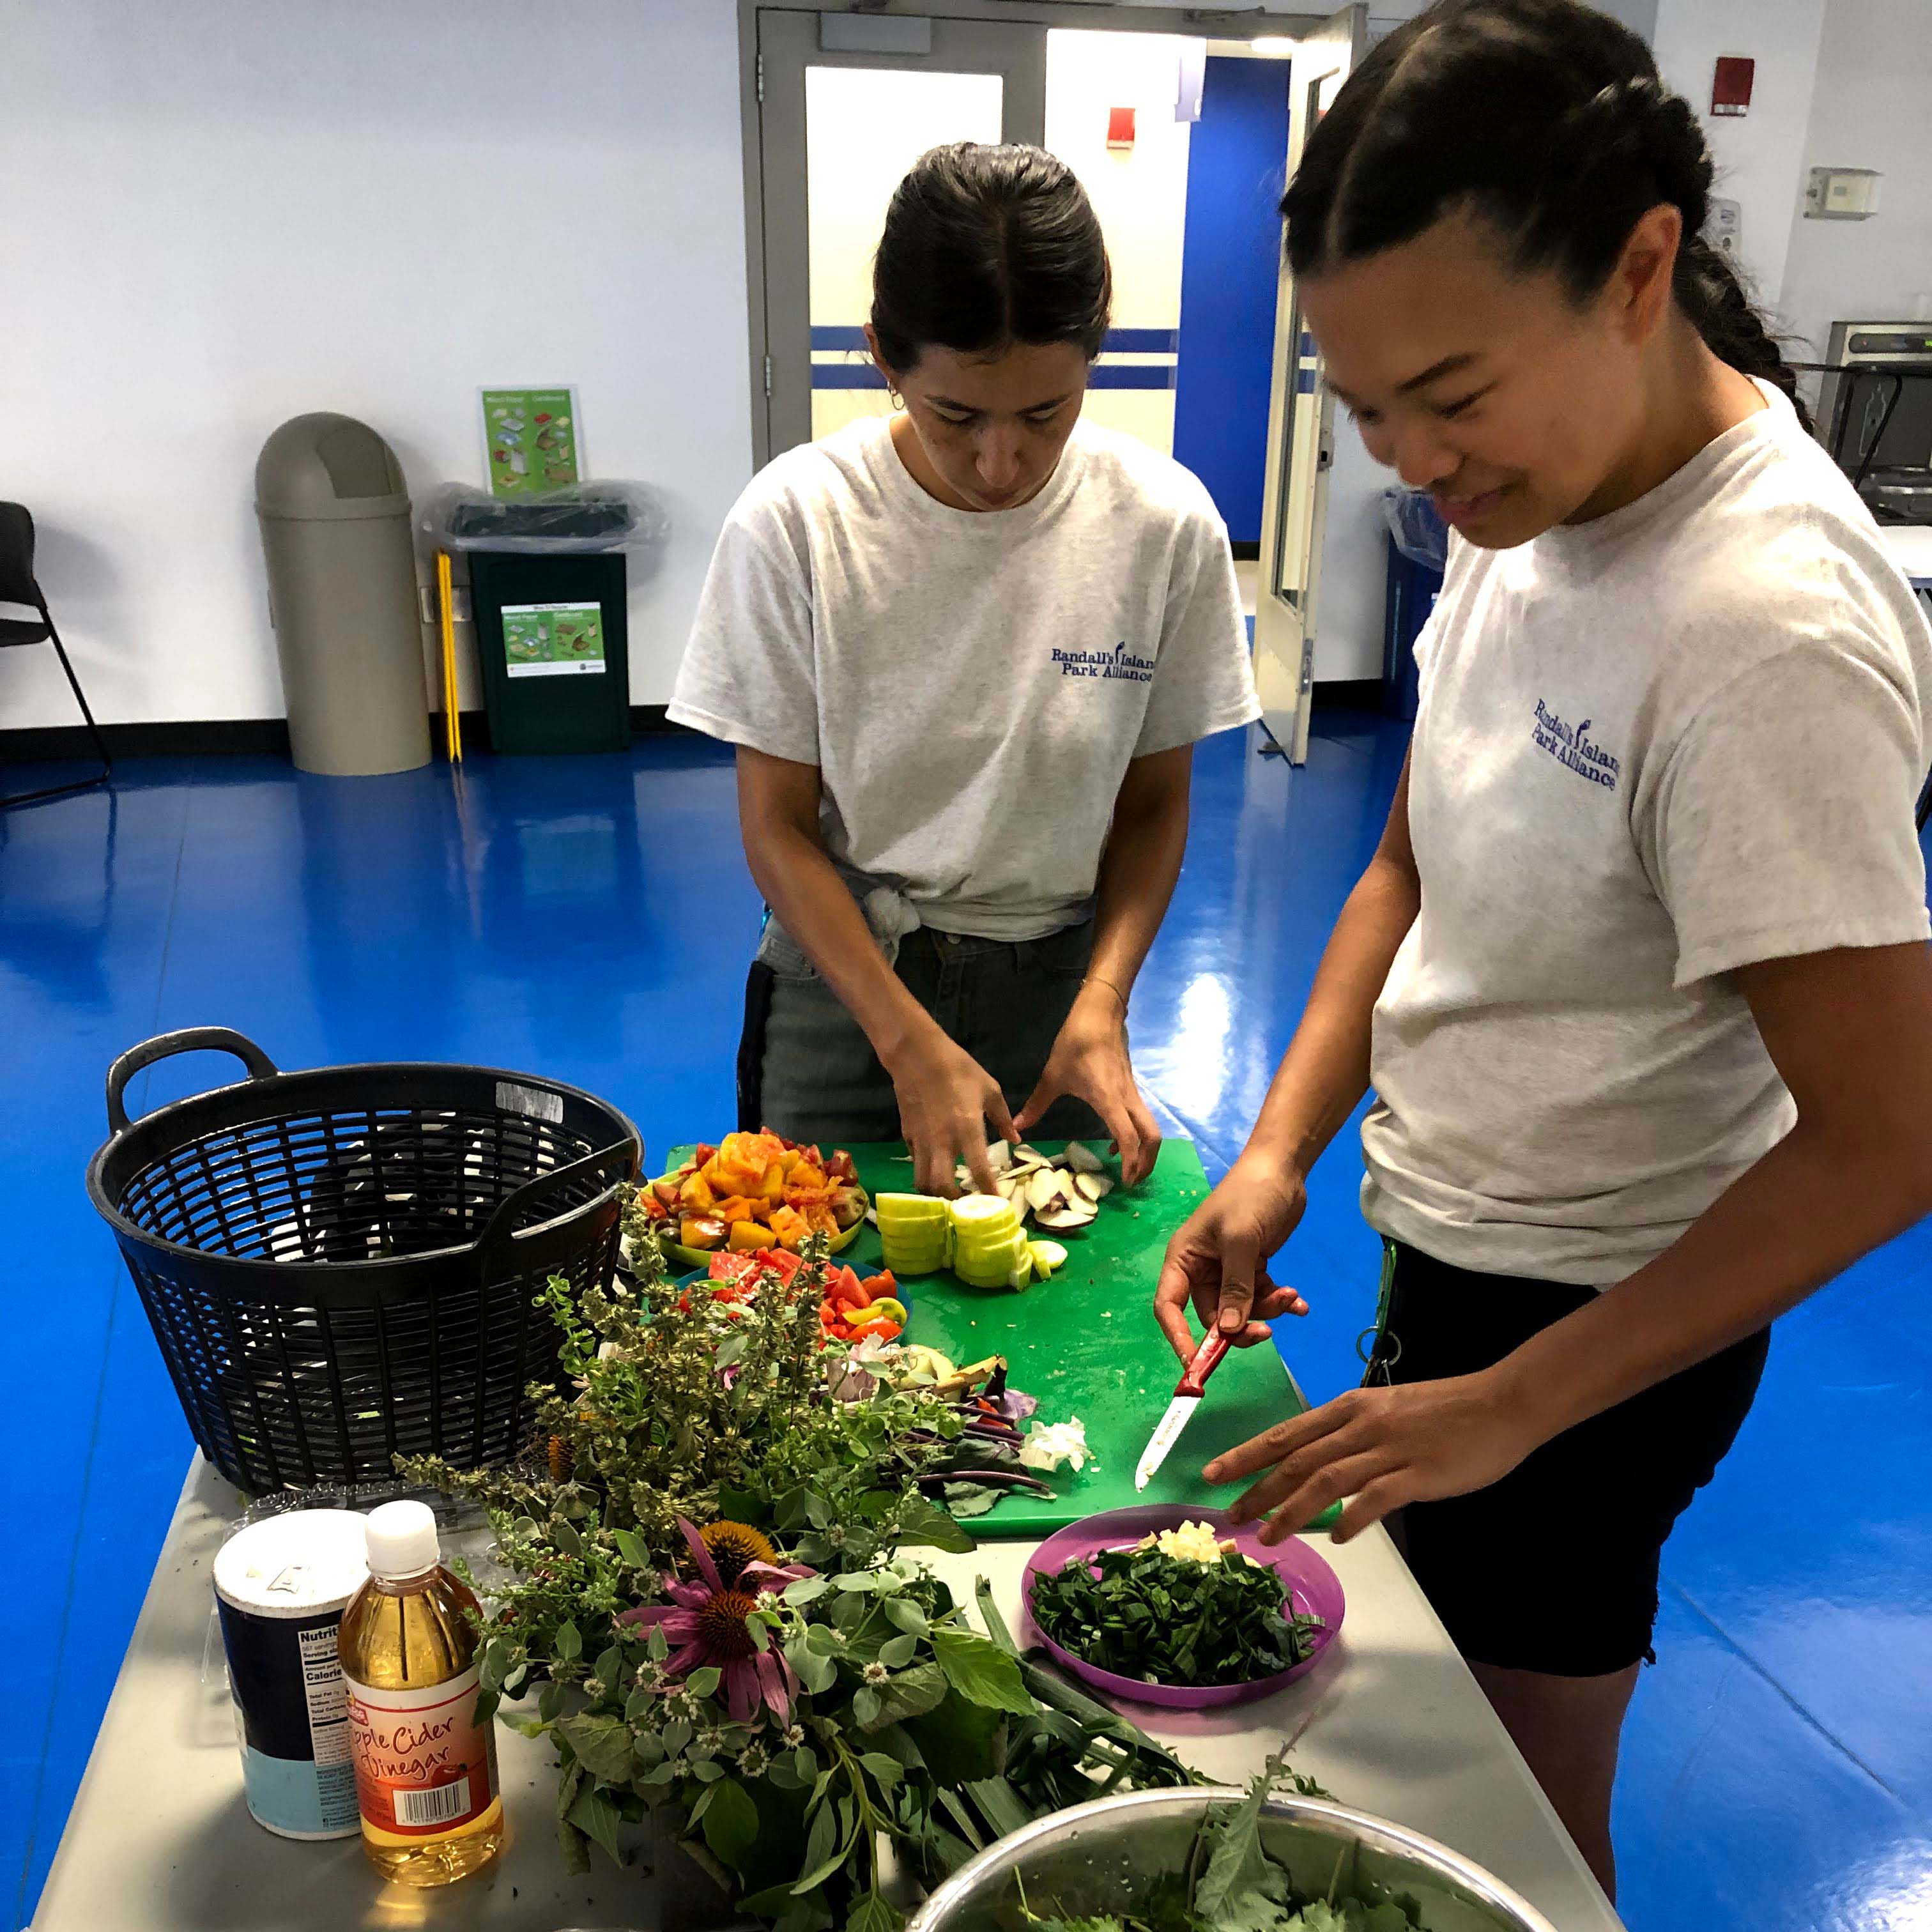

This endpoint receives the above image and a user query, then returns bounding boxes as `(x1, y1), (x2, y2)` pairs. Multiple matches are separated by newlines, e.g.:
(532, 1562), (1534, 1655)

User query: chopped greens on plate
(1030, 1525), (1325, 1687)
(1017, 1770), (1425, 1932)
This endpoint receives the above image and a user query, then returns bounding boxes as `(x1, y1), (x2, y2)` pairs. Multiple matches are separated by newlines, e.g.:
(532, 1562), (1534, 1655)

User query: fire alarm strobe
(1710, 54), (1754, 117)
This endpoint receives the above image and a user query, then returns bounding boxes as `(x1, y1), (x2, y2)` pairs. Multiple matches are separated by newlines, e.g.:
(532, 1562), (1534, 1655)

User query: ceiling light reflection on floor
(1163, 970), (1234, 1123)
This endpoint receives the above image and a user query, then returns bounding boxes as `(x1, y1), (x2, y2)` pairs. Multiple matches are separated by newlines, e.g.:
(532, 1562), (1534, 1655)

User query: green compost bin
(457, 498), (631, 755)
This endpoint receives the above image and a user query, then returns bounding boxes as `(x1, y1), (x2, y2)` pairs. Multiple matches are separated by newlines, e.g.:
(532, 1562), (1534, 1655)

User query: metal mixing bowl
(905, 1788), (1561, 1932)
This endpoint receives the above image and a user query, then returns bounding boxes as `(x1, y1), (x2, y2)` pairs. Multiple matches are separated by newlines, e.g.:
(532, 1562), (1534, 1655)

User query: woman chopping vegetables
(1156, 0), (1932, 1896)
(670, 143), (1257, 1196)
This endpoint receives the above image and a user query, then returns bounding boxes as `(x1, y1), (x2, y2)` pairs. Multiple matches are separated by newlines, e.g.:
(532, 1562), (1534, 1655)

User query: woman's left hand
(1015, 985), (1162, 1186)
(1204, 1369), (1547, 1544)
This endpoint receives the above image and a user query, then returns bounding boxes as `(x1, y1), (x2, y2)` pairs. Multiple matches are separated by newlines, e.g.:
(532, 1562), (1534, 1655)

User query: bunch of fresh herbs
(1018, 1765), (1423, 1932)
(1029, 1544), (1324, 1689)
(401, 1233), (1223, 1932)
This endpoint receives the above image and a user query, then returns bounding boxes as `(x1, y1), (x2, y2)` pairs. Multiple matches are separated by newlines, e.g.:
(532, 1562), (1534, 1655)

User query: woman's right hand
(1154, 1153), (1312, 1363)
(885, 1023), (1018, 1197)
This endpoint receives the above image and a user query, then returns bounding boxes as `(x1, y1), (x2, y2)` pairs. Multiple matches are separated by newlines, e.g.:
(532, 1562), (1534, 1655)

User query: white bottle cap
(364, 1500), (441, 1582)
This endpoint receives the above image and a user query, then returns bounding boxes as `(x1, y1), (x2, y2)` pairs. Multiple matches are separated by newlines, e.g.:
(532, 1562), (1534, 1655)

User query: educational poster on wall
(502, 601), (606, 678)
(479, 387), (582, 500)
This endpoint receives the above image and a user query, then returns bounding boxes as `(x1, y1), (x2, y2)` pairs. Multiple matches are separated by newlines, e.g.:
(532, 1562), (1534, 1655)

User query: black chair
(0, 502), (111, 808)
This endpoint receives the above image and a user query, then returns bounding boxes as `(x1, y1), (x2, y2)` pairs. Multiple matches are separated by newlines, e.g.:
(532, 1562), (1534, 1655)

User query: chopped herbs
(1030, 1540), (1324, 1688)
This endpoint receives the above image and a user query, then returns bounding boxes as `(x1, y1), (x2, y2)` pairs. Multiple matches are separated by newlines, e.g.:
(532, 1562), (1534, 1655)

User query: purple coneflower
(618, 1519), (814, 1725)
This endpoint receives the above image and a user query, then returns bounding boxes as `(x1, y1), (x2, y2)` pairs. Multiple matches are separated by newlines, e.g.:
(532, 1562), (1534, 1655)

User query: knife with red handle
(1133, 1327), (1345, 1530)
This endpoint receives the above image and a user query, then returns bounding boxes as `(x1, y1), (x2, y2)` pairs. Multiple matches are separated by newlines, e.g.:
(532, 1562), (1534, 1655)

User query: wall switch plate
(1707, 197), (1742, 262)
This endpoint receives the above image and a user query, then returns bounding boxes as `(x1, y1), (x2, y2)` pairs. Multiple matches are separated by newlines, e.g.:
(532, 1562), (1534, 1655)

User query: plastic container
(86, 1026), (641, 1491)
(340, 1501), (503, 1886)
(1381, 487), (1449, 723)
(1019, 1503), (1344, 1709)
(214, 1508), (371, 1839)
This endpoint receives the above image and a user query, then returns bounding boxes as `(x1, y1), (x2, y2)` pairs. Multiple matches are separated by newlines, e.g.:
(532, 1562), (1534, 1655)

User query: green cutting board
(664, 1138), (1307, 1538)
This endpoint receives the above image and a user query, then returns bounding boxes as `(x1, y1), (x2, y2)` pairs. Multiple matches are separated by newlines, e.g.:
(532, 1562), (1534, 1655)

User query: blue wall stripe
(812, 364), (1176, 391)
(1105, 328), (1181, 353)
(1088, 366), (1178, 390)
(809, 325), (1180, 355)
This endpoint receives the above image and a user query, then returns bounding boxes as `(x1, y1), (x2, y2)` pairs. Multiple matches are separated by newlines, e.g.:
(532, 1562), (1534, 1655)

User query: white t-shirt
(1361, 382), (1932, 1285)
(668, 417), (1259, 940)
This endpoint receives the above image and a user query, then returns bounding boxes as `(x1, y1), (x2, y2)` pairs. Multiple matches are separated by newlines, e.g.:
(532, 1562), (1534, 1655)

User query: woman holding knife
(1157, 0), (1932, 1894)
(673, 142), (1258, 1195)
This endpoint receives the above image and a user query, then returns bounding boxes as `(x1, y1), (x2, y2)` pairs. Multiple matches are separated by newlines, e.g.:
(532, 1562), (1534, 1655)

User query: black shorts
(1370, 1241), (1769, 1678)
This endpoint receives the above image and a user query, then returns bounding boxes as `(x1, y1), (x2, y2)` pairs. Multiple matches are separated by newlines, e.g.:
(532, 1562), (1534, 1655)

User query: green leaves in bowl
(1029, 1542), (1325, 1689)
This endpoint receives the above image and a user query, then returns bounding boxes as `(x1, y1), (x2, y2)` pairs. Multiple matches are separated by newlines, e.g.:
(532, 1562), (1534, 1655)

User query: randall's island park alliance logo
(1531, 698), (1620, 791)
(1054, 641), (1156, 684)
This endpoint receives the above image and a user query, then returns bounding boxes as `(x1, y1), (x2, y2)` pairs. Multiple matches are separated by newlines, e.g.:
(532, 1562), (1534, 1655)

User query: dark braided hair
(1282, 0), (1809, 427)
(871, 142), (1112, 375)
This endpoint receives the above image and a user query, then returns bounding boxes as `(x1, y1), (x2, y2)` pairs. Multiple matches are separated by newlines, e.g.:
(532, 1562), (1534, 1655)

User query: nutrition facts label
(298, 1624), (358, 1827)
(299, 1625), (349, 1763)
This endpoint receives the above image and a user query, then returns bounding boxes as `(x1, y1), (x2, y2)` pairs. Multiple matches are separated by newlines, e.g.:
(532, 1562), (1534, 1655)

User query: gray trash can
(256, 413), (431, 776)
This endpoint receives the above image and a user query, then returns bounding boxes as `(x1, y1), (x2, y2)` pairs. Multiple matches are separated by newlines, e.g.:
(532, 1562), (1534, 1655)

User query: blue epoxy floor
(2, 721), (1928, 1929)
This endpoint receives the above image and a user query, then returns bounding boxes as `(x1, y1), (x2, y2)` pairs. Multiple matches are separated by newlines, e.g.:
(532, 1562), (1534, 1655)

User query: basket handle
(105, 1027), (280, 1134)
(474, 1137), (641, 1271)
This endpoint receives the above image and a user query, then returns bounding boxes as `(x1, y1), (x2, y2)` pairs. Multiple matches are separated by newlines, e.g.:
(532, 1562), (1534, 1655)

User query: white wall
(1046, 29), (1195, 454)
(1652, 0), (1828, 306)
(1777, 0), (1932, 358)
(0, 0), (749, 726)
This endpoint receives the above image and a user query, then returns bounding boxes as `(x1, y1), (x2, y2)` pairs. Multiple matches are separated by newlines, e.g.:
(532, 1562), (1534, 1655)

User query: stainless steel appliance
(1814, 319), (1932, 523)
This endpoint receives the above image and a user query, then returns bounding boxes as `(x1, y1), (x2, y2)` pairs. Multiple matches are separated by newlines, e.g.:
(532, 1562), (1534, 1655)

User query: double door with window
(749, 5), (1365, 763)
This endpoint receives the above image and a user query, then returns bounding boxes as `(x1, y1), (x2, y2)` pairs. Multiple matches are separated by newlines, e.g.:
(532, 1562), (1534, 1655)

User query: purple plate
(1020, 1504), (1345, 1710)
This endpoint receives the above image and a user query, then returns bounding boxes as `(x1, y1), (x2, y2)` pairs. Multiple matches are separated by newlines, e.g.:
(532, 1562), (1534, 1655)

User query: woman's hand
(1154, 1153), (1311, 1361)
(1015, 985), (1162, 1186)
(885, 1022), (1018, 1197)
(1204, 1370), (1545, 1544)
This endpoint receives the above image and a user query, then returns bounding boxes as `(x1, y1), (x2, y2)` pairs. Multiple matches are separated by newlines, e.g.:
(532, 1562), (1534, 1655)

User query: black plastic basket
(86, 1028), (641, 1492)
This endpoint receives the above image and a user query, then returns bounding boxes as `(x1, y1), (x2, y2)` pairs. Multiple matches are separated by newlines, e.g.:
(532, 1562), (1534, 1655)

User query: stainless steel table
(33, 1457), (1623, 1932)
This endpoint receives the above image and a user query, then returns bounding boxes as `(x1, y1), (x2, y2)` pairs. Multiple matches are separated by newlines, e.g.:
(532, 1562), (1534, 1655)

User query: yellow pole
(436, 551), (462, 763)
